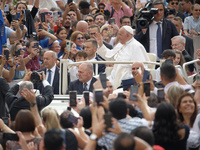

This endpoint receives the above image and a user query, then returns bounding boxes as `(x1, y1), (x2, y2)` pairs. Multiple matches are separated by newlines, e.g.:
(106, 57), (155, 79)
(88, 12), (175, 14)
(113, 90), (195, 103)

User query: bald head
(76, 21), (88, 33)
(78, 62), (93, 83)
(132, 62), (145, 76)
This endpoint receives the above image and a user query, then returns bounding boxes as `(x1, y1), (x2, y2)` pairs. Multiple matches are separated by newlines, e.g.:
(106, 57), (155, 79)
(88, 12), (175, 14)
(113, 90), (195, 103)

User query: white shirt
(149, 20), (163, 59)
(84, 78), (92, 90)
(46, 64), (56, 86)
(97, 37), (149, 89)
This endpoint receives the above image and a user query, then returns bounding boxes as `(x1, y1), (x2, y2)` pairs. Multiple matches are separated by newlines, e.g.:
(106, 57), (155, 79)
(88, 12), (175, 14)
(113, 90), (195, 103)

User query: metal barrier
(59, 60), (160, 95)
(183, 59), (200, 84)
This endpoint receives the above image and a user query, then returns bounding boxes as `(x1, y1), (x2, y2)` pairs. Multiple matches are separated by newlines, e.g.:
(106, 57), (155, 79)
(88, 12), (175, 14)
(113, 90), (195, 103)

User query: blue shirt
(39, 38), (53, 48)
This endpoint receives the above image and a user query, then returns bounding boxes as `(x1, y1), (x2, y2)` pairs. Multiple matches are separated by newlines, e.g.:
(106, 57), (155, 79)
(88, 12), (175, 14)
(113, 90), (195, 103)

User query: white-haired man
(95, 26), (149, 89)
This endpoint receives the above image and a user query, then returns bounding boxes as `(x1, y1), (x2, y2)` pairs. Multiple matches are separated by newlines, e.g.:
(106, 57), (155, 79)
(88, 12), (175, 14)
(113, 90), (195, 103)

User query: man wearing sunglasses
(167, 0), (185, 22)
(39, 8), (52, 23)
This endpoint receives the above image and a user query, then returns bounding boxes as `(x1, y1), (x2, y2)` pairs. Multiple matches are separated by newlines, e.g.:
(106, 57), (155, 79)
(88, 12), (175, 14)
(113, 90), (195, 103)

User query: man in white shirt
(95, 25), (149, 89)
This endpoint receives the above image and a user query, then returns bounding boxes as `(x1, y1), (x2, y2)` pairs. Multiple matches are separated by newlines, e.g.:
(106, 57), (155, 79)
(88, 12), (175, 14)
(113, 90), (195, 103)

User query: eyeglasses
(171, 2), (178, 5)
(85, 19), (93, 22)
(194, 9), (200, 12)
(89, 32), (96, 36)
(77, 37), (84, 40)
(44, 12), (52, 15)
(17, 48), (26, 51)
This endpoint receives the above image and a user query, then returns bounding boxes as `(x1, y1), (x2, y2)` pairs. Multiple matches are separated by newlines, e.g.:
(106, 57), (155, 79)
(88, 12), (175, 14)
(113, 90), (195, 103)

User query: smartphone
(104, 113), (112, 132)
(38, 24), (43, 30)
(110, 18), (115, 24)
(157, 88), (165, 103)
(118, 93), (126, 99)
(33, 42), (39, 49)
(197, 75), (200, 81)
(66, 41), (71, 52)
(3, 133), (19, 141)
(69, 91), (77, 107)
(165, 59), (173, 65)
(83, 91), (90, 106)
(99, 73), (107, 89)
(68, 0), (73, 4)
(4, 50), (9, 60)
(17, 12), (20, 20)
(4, 4), (9, 15)
(12, 15), (18, 21)
(143, 82), (150, 96)
(15, 49), (21, 57)
(40, 13), (46, 23)
(2, 117), (9, 126)
(94, 89), (103, 106)
(142, 70), (150, 82)
(53, 12), (58, 23)
(129, 85), (138, 101)
(67, 113), (78, 125)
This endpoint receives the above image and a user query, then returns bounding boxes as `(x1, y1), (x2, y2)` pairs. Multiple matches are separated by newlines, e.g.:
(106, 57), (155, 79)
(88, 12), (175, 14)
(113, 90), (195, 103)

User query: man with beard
(62, 14), (73, 39)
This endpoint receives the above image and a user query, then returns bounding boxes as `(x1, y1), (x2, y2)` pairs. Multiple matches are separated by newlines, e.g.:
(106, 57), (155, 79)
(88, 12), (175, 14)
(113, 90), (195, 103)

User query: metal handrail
(59, 60), (160, 94)
(183, 59), (200, 84)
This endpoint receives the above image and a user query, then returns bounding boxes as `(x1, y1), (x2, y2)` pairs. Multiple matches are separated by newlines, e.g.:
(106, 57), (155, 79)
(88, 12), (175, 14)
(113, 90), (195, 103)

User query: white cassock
(97, 37), (149, 89)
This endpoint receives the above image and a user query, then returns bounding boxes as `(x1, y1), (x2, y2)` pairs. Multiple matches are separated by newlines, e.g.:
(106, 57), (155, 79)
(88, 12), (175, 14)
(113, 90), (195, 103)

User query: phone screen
(4, 50), (9, 60)
(15, 50), (20, 57)
(69, 91), (77, 107)
(3, 133), (19, 141)
(83, 91), (89, 106)
(100, 74), (107, 89)
(68, 0), (73, 4)
(143, 82), (150, 96)
(142, 70), (150, 82)
(196, 75), (200, 81)
(129, 85), (138, 101)
(118, 93), (126, 99)
(94, 90), (103, 106)
(33, 42), (39, 49)
(157, 88), (165, 102)
(53, 12), (58, 23)
(104, 113), (112, 132)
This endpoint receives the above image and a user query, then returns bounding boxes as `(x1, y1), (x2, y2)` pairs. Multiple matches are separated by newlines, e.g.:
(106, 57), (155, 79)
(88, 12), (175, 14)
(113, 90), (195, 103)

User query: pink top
(105, 3), (133, 27)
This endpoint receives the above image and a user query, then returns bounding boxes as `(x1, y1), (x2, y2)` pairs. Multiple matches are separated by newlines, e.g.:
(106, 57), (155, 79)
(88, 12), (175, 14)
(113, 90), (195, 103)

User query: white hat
(123, 26), (134, 35)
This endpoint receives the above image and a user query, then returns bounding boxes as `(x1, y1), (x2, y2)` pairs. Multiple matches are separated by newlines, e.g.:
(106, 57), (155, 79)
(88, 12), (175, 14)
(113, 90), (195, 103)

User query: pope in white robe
(95, 26), (149, 89)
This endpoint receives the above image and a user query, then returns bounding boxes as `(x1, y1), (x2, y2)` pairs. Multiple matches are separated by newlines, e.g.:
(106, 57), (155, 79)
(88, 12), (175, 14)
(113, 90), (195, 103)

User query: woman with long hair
(153, 102), (189, 150)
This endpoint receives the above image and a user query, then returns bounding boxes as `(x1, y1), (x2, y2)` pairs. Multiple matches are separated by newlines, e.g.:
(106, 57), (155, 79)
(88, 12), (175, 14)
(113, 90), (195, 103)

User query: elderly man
(67, 62), (97, 94)
(131, 62), (145, 76)
(171, 35), (194, 72)
(36, 51), (60, 94)
(95, 26), (149, 89)
(76, 20), (88, 33)
(172, 17), (194, 58)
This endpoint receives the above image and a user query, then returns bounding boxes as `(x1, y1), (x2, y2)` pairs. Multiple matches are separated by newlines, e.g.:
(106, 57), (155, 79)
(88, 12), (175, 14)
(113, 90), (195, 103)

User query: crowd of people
(0, 0), (200, 149)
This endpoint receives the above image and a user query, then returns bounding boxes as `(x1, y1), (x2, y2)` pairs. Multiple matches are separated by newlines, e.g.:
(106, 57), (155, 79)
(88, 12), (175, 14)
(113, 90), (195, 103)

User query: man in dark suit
(134, 1), (179, 59)
(84, 39), (105, 74)
(67, 62), (97, 94)
(36, 51), (59, 94)
(88, 24), (113, 50)
(5, 72), (54, 121)
(172, 17), (194, 58)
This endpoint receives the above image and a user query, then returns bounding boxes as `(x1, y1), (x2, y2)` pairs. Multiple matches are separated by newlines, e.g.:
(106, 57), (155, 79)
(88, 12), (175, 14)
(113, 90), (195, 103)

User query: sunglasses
(44, 12), (52, 15)
(171, 2), (178, 5)
(77, 37), (84, 40)
(17, 48), (26, 51)
(85, 19), (93, 22)
(194, 9), (200, 12)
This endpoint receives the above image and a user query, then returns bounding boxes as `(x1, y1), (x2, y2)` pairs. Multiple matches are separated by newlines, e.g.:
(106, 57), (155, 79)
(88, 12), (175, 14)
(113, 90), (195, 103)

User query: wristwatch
(90, 133), (98, 141)
(30, 102), (36, 107)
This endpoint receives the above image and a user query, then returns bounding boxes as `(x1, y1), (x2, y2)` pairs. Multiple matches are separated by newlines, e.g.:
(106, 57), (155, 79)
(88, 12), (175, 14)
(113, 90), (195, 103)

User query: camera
(136, 1), (158, 29)
(30, 71), (43, 84)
